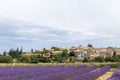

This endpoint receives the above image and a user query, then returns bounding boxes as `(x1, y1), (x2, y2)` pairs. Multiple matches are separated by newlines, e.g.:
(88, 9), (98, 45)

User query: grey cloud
(0, 19), (70, 42)
(0, 0), (120, 53)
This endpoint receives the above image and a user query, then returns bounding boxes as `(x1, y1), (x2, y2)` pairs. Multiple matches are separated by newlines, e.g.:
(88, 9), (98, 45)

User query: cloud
(0, 0), (120, 53)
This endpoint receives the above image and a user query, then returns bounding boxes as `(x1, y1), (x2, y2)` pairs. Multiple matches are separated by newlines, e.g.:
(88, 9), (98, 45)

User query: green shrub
(0, 56), (13, 63)
(82, 58), (89, 63)
(108, 64), (120, 68)
(94, 56), (105, 62)
(30, 55), (39, 63)
(53, 55), (62, 63)
(8, 48), (22, 58)
(18, 56), (31, 63)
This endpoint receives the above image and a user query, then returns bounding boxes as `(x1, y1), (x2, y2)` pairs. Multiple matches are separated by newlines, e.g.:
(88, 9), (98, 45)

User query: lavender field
(107, 66), (120, 80)
(0, 64), (114, 80)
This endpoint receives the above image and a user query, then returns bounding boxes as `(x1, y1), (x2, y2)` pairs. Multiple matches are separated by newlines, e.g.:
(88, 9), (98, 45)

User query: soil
(96, 71), (113, 80)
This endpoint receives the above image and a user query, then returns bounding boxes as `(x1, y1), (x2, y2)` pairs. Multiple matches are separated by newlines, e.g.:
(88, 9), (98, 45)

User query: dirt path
(96, 72), (113, 80)
(96, 69), (115, 80)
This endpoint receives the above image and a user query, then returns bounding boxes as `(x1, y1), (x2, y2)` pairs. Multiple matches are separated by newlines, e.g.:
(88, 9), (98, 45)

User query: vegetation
(91, 54), (120, 62)
(0, 56), (13, 63)
(8, 47), (22, 58)
(112, 51), (117, 57)
(87, 43), (93, 48)
(38, 55), (50, 63)
(51, 46), (60, 51)
(69, 51), (75, 57)
(40, 48), (49, 54)
(18, 56), (31, 63)
(53, 54), (62, 63)
(1, 46), (120, 64)
(69, 51), (76, 62)
(82, 58), (89, 62)
(94, 56), (104, 62)
(30, 55), (39, 63)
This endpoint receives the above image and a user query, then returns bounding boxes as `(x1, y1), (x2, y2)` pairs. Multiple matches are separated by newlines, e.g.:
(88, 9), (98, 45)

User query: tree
(107, 46), (113, 49)
(69, 51), (75, 57)
(42, 48), (49, 53)
(105, 56), (113, 62)
(50, 52), (53, 59)
(38, 54), (50, 63)
(51, 46), (60, 51)
(117, 55), (120, 58)
(61, 51), (67, 57)
(30, 55), (39, 63)
(88, 43), (93, 48)
(8, 48), (22, 58)
(53, 54), (62, 63)
(39, 57), (49, 63)
(113, 56), (119, 62)
(18, 56), (31, 63)
(20, 47), (23, 53)
(31, 48), (34, 52)
(3, 51), (7, 56)
(83, 58), (89, 62)
(112, 51), (117, 57)
(94, 56), (104, 62)
(60, 50), (68, 62)
(0, 56), (13, 63)
(69, 51), (76, 62)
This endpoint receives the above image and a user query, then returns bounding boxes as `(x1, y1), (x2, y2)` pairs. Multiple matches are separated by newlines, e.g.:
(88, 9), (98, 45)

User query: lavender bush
(107, 66), (120, 80)
(0, 65), (111, 80)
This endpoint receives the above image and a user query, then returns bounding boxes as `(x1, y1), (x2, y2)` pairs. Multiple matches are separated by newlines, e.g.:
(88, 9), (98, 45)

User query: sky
(0, 0), (120, 53)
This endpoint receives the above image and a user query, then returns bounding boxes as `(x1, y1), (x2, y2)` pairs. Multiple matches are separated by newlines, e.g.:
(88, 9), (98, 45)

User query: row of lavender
(0, 65), (88, 80)
(108, 66), (120, 80)
(37, 65), (98, 80)
(0, 65), (87, 80)
(0, 65), (110, 80)
(70, 65), (110, 80)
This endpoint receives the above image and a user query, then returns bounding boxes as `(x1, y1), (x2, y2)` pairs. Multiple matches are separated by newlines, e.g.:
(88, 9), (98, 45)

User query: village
(22, 44), (120, 61)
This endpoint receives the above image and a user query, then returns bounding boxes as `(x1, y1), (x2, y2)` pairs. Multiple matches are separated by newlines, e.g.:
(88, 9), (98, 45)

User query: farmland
(0, 62), (118, 80)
